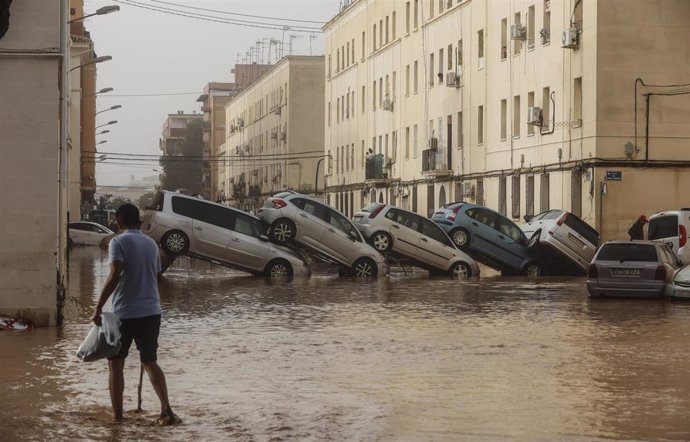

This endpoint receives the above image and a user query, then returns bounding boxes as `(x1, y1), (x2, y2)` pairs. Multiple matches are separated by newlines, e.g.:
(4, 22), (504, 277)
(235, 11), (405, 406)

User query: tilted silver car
(257, 191), (387, 278)
(586, 240), (681, 298)
(520, 210), (600, 274)
(141, 190), (309, 279)
(353, 203), (480, 278)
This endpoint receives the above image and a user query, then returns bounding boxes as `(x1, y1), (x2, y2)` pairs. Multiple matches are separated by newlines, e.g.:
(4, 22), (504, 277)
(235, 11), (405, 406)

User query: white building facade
(224, 56), (325, 211)
(324, 0), (690, 240)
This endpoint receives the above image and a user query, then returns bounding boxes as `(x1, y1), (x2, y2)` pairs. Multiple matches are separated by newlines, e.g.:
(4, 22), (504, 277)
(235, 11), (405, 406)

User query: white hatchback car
(68, 221), (113, 246)
(520, 210), (600, 274)
(648, 209), (690, 265)
(258, 191), (387, 278)
(141, 191), (309, 278)
(353, 203), (480, 278)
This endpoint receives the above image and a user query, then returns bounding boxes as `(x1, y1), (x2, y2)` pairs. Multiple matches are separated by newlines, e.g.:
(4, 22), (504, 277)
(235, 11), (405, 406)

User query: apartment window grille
(511, 175), (521, 219)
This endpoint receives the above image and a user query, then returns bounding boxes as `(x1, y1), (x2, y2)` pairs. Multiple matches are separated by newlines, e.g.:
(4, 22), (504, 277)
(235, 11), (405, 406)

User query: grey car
(258, 191), (388, 278)
(141, 191), (310, 279)
(586, 240), (681, 298)
(353, 203), (480, 278)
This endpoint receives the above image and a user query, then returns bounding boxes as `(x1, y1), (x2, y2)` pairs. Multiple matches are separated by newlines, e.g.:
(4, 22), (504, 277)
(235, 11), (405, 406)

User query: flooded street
(3, 248), (690, 441)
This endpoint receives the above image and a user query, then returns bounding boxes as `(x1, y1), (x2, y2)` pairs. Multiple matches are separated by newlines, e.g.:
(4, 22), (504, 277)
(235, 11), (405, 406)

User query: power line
(90, 150), (326, 159)
(113, 0), (322, 33)
(101, 92), (203, 97)
(146, 0), (327, 25)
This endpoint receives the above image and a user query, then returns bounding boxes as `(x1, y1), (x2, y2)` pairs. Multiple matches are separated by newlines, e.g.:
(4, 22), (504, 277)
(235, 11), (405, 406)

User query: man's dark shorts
(109, 314), (160, 363)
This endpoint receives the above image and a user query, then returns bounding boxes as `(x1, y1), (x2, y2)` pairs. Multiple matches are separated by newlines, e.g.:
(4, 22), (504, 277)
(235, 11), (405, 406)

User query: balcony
(421, 148), (453, 177)
(365, 154), (390, 184)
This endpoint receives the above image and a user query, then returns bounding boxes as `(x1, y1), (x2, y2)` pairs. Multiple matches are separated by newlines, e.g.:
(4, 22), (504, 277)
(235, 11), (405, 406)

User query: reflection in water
(2, 247), (690, 440)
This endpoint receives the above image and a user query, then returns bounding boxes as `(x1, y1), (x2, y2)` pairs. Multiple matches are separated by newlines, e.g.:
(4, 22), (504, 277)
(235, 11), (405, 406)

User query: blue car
(431, 202), (543, 276)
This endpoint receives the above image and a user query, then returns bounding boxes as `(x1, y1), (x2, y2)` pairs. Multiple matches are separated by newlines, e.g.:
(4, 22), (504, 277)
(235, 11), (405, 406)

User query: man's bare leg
(143, 361), (171, 414)
(108, 359), (126, 421)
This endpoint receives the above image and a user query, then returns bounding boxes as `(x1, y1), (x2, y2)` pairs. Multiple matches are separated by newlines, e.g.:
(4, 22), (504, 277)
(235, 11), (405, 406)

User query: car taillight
(448, 206), (462, 221)
(557, 212), (569, 226)
(655, 265), (666, 281)
(369, 204), (386, 219)
(272, 199), (287, 209)
(680, 225), (687, 248)
(588, 264), (598, 278)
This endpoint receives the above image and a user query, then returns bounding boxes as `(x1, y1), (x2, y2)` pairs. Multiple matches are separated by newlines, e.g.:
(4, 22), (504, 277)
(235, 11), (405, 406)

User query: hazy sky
(84, 0), (340, 187)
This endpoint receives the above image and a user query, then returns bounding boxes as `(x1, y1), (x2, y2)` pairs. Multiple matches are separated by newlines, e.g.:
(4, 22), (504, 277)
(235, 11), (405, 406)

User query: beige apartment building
(323, 0), (690, 240)
(160, 111), (203, 155)
(197, 83), (237, 201)
(224, 56), (325, 212)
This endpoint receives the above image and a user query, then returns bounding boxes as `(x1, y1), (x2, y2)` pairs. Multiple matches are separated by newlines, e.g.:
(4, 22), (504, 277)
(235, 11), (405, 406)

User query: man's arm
(92, 261), (123, 325)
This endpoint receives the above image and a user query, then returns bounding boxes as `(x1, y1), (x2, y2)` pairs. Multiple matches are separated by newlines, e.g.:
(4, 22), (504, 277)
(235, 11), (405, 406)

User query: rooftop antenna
(289, 34), (303, 56)
(281, 26), (291, 59)
(309, 33), (318, 55)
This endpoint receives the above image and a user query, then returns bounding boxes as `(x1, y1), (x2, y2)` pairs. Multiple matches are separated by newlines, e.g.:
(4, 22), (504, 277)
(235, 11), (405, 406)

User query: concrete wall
(0, 0), (62, 326)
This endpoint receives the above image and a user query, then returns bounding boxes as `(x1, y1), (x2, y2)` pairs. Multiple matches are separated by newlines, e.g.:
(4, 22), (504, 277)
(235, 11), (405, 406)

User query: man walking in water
(92, 203), (180, 425)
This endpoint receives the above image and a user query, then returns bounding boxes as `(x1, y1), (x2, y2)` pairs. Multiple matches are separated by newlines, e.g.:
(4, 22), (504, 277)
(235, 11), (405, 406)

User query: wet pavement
(3, 247), (690, 441)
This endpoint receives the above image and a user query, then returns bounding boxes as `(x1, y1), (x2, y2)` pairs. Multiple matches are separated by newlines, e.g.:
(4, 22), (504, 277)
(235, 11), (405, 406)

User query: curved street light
(96, 129), (110, 136)
(95, 104), (122, 116)
(68, 5), (120, 24)
(96, 120), (118, 130)
(70, 55), (112, 72)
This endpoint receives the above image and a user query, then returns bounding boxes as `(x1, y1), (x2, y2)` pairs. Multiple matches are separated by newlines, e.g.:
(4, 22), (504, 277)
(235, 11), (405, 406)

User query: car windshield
(675, 265), (690, 283)
(531, 210), (562, 221)
(563, 213), (599, 246)
(648, 215), (678, 240)
(597, 244), (658, 262)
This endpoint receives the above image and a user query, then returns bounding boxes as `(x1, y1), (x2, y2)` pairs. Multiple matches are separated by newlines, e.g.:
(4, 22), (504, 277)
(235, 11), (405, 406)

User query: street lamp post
(68, 5), (120, 24)
(96, 120), (118, 130)
(95, 104), (122, 116)
(70, 55), (112, 72)
(96, 130), (110, 136)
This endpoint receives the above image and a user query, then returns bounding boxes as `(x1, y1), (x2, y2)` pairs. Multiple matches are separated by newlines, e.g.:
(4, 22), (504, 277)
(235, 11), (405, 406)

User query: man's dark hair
(116, 203), (141, 228)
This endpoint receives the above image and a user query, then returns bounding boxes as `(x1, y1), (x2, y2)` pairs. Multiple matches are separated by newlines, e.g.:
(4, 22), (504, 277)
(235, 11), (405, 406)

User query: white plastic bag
(76, 312), (122, 362)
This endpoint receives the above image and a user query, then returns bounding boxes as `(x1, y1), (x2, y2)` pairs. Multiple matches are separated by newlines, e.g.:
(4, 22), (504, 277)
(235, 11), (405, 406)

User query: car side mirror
(524, 215), (533, 222)
(259, 234), (269, 242)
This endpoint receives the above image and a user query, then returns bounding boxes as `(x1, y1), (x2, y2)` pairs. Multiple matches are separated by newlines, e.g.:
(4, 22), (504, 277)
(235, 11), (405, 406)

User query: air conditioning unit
(400, 187), (409, 197)
(274, 106), (281, 116)
(237, 118), (245, 127)
(383, 98), (393, 111)
(510, 24), (526, 40)
(527, 106), (543, 125)
(540, 28), (550, 44)
(270, 131), (278, 140)
(562, 27), (579, 49)
(461, 181), (475, 197)
(446, 71), (457, 86)
(429, 137), (439, 150)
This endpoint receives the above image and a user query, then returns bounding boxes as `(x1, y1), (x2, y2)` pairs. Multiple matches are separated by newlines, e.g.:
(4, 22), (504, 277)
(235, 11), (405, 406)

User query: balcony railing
(365, 154), (386, 180)
(422, 148), (450, 174)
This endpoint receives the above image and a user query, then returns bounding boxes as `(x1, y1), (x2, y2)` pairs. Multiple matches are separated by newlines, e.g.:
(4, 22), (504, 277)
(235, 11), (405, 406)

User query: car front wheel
(450, 228), (470, 250)
(525, 263), (542, 278)
(161, 230), (189, 256)
(270, 219), (296, 243)
(351, 257), (378, 278)
(266, 259), (293, 280)
(449, 261), (472, 279)
(370, 231), (393, 253)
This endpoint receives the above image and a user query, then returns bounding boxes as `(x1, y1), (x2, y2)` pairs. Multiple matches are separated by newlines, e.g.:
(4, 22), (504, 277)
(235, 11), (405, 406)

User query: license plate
(568, 233), (586, 248)
(612, 268), (640, 276)
(674, 289), (690, 299)
(353, 215), (363, 222)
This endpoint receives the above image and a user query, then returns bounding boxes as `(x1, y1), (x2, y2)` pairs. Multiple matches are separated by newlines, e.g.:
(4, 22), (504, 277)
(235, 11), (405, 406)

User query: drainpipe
(56, 0), (69, 324)
(599, 178), (607, 240)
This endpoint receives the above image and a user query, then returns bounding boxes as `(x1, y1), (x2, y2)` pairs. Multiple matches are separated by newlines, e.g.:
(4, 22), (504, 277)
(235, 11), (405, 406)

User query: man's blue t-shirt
(108, 229), (162, 319)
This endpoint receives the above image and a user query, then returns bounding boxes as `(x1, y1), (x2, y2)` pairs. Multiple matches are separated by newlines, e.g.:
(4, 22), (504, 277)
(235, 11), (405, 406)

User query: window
(405, 126), (410, 158)
(385, 15), (389, 44)
(406, 64), (410, 95)
(497, 217), (525, 242)
(500, 99), (507, 140)
(352, 38), (355, 62)
(406, 1), (411, 33)
(414, 60), (419, 93)
(513, 13), (522, 55)
(542, 0), (551, 44)
(457, 39), (463, 69)
(528, 5), (535, 49)
(373, 24), (377, 51)
(346, 41), (350, 66)
(392, 71), (397, 101)
(526, 175), (535, 217)
(234, 213), (260, 237)
(513, 95), (521, 138)
(574, 77), (582, 126)
(511, 175), (521, 219)
(373, 80), (376, 109)
(414, 0), (419, 29)
(501, 18), (508, 59)
(392, 131), (397, 162)
(429, 53), (435, 86)
(571, 169), (582, 217)
(542, 86), (551, 128)
(598, 244), (658, 262)
(362, 85), (365, 113)
(328, 102), (331, 126)
(438, 48), (444, 84)
(351, 90), (355, 118)
(336, 98), (340, 122)
(413, 124), (419, 156)
(379, 77), (383, 107)
(527, 91), (535, 135)
(361, 140), (365, 166)
(438, 0), (444, 14)
(385, 133), (389, 158)
(379, 19), (383, 47)
(362, 31), (366, 58)
(477, 105), (484, 144)
(649, 216), (678, 241)
(477, 30), (484, 67)
(499, 177), (507, 216)
(328, 208), (358, 239)
(429, 0), (434, 19)
(345, 146), (349, 171)
(447, 44), (453, 70)
(476, 178), (484, 206)
(457, 111), (463, 148)
(336, 48), (340, 71)
(328, 55), (332, 78)
(468, 208), (498, 230)
(422, 218), (453, 246)
(540, 172), (550, 211)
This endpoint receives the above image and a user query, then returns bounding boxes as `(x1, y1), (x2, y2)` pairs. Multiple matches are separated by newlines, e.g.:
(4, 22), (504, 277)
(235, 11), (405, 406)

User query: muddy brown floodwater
(2, 247), (690, 441)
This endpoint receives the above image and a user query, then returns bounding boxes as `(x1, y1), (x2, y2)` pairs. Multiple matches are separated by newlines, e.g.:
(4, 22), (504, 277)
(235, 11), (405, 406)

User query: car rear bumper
(586, 280), (665, 298)
(257, 207), (281, 224)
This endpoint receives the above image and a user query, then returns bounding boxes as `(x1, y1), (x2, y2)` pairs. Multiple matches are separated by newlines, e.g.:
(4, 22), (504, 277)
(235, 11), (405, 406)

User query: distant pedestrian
(92, 203), (180, 425)
(627, 215), (647, 240)
(366, 148), (375, 160)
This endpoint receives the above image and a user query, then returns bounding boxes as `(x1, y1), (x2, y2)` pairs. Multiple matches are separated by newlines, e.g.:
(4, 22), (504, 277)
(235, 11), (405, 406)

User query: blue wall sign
(605, 171), (622, 181)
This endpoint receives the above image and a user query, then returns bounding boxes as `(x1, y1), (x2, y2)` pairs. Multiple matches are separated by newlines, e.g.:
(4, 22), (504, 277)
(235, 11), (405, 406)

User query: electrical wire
(113, 0), (322, 32)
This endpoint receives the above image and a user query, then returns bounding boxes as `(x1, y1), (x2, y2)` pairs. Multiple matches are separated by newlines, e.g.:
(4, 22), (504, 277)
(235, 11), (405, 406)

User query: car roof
(601, 240), (659, 246)
(162, 190), (262, 221)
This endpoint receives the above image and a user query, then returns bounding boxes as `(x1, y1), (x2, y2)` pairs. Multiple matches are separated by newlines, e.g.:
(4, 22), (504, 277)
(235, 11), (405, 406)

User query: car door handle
(232, 238), (240, 243)
(194, 226), (202, 231)
(392, 224), (400, 229)
(498, 235), (505, 240)
(471, 221), (479, 226)
(421, 237), (428, 242)
(328, 228), (336, 233)
(299, 213), (308, 218)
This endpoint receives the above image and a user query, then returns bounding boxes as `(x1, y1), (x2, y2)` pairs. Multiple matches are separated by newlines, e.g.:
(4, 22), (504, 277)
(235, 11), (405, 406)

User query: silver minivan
(353, 203), (480, 278)
(648, 209), (690, 265)
(142, 191), (309, 278)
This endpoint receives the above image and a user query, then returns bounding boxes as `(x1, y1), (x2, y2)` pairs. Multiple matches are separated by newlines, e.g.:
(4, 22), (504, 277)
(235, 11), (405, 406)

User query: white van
(648, 209), (690, 265)
(142, 190), (310, 278)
